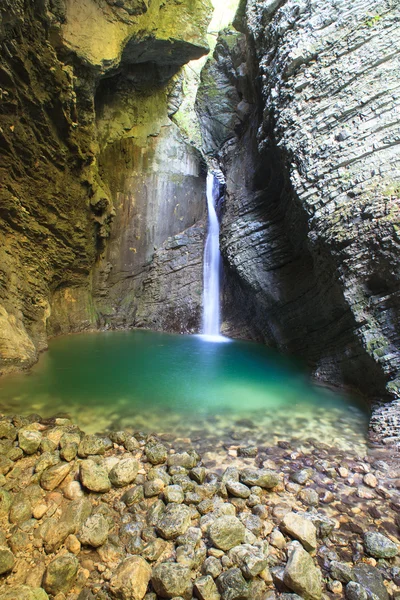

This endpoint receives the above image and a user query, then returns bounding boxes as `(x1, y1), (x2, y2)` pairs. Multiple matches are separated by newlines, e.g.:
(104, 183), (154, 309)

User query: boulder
(18, 429), (42, 454)
(209, 516), (245, 551)
(364, 532), (398, 559)
(240, 469), (279, 489)
(194, 575), (221, 600)
(43, 553), (79, 595)
(109, 556), (152, 600)
(281, 512), (317, 552)
(40, 462), (72, 491)
(109, 457), (139, 487)
(283, 543), (322, 600)
(156, 504), (192, 539)
(79, 513), (109, 547)
(80, 459), (111, 493)
(0, 546), (15, 575)
(152, 562), (192, 599)
(216, 567), (249, 600)
(145, 442), (168, 465)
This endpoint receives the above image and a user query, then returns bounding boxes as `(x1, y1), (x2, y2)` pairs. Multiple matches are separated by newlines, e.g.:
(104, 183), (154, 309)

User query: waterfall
(202, 172), (222, 338)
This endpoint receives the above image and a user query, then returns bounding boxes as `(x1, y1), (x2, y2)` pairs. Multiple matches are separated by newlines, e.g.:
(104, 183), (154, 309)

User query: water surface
(0, 330), (368, 448)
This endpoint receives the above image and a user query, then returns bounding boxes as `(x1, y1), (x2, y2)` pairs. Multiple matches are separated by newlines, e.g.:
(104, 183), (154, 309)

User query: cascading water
(202, 172), (223, 339)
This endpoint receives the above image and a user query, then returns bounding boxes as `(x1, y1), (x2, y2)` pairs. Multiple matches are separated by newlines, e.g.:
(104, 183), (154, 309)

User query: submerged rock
(353, 563), (389, 600)
(240, 469), (279, 489)
(364, 532), (398, 558)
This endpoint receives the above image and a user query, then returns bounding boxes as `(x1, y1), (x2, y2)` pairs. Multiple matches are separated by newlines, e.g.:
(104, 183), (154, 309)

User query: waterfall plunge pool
(0, 330), (368, 454)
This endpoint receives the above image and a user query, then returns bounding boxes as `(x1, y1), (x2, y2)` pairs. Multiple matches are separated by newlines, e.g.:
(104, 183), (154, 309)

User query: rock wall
(0, 0), (212, 371)
(197, 0), (400, 430)
(91, 62), (206, 332)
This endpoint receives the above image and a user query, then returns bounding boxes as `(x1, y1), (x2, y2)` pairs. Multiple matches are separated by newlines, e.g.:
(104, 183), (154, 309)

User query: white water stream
(202, 172), (223, 339)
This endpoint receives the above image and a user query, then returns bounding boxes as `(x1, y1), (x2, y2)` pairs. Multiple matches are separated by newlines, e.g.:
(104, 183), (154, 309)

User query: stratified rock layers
(197, 1), (400, 434)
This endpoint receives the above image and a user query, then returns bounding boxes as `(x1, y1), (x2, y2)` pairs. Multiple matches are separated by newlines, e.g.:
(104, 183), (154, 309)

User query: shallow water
(0, 330), (368, 449)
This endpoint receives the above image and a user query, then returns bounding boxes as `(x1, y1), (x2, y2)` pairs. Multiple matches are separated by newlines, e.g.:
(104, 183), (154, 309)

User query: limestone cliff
(197, 0), (400, 438)
(0, 0), (212, 371)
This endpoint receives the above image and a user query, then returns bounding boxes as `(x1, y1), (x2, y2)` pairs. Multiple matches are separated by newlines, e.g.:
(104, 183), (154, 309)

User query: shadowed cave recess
(0, 0), (399, 446)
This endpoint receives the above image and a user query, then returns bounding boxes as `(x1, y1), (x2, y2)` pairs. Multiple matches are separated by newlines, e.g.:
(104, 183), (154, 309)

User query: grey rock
(144, 479), (165, 497)
(109, 457), (139, 487)
(0, 456), (13, 475)
(330, 561), (354, 584)
(156, 503), (192, 539)
(291, 469), (313, 485)
(80, 459), (111, 493)
(0, 421), (17, 441)
(353, 563), (389, 600)
(43, 498), (92, 553)
(60, 442), (78, 462)
(0, 489), (12, 518)
(9, 494), (32, 524)
(216, 567), (250, 600)
(190, 467), (206, 484)
(43, 553), (79, 595)
(79, 513), (109, 547)
(346, 582), (368, 600)
(152, 562), (192, 600)
(304, 513), (334, 538)
(209, 516), (246, 551)
(109, 556), (152, 600)
(364, 532), (398, 558)
(299, 489), (319, 507)
(283, 543), (322, 600)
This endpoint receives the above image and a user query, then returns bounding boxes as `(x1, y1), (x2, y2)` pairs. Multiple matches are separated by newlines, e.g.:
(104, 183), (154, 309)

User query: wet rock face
(197, 1), (400, 438)
(0, 0), (211, 371)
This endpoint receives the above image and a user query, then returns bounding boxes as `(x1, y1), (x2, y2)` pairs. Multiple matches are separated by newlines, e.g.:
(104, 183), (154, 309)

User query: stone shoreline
(0, 414), (399, 600)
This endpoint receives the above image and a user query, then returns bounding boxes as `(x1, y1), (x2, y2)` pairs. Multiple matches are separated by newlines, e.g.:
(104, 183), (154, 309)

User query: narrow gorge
(0, 1), (400, 598)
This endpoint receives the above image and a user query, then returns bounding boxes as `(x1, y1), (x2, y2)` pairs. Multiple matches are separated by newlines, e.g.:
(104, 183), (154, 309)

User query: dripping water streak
(202, 172), (222, 338)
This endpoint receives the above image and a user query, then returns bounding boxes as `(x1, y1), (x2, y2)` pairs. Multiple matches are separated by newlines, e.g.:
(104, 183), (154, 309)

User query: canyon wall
(197, 0), (400, 438)
(0, 0), (211, 372)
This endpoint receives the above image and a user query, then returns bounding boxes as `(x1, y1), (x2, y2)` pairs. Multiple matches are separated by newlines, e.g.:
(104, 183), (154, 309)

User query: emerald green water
(0, 330), (368, 443)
